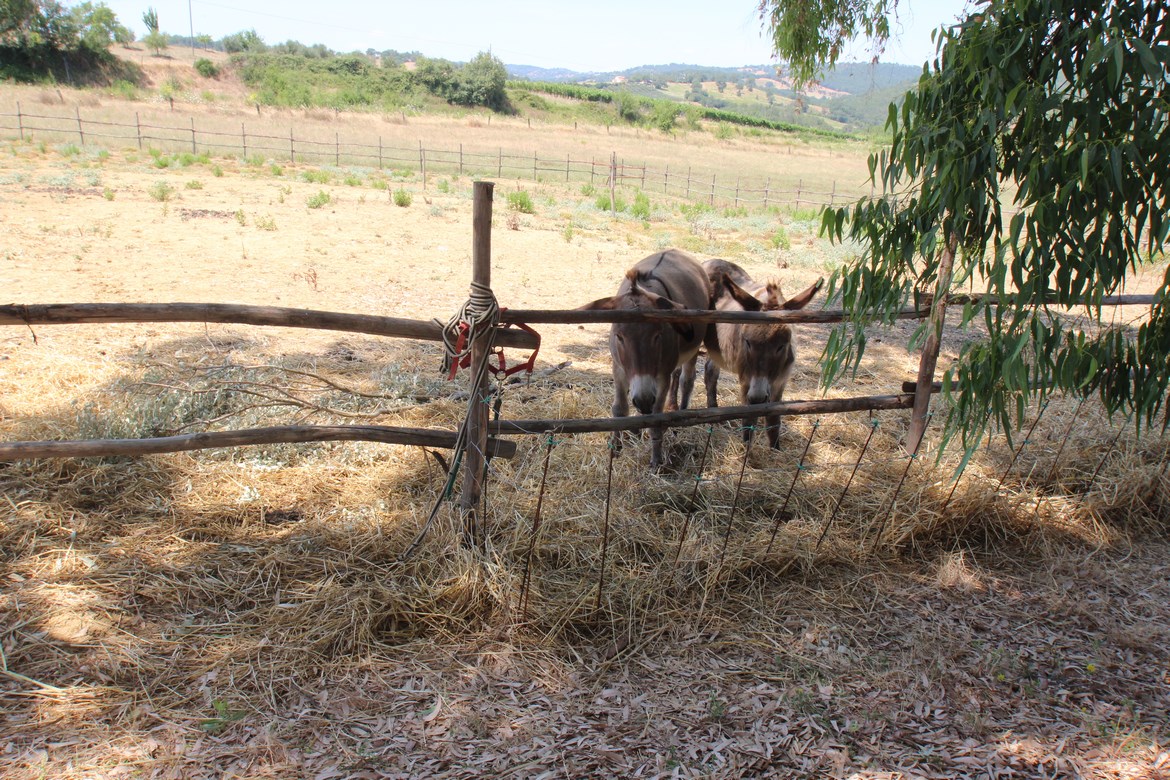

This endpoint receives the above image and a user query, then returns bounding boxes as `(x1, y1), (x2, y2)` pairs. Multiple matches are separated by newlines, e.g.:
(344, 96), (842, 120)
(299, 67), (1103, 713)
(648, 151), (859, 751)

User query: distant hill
(506, 60), (923, 132)
(505, 61), (922, 97)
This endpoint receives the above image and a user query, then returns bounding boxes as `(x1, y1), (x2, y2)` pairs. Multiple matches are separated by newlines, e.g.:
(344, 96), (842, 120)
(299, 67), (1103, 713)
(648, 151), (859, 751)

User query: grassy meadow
(0, 57), (1168, 779)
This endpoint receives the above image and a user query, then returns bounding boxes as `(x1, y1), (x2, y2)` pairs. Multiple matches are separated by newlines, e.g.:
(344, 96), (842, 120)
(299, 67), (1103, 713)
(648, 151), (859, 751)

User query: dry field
(1, 80), (1169, 779)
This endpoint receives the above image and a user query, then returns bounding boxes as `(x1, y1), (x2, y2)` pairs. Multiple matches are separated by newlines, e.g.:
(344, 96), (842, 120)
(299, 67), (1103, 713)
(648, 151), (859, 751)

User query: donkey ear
(652, 293), (678, 311)
(782, 278), (824, 311)
(762, 282), (783, 310)
(578, 296), (618, 311)
(722, 274), (763, 312)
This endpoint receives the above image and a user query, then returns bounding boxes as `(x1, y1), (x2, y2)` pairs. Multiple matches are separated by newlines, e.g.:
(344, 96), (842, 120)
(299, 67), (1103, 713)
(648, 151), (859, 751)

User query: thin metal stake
(1032, 397), (1087, 519)
(870, 412), (931, 551)
(519, 436), (555, 618)
(995, 399), (1050, 491)
(595, 444), (617, 614)
(937, 409), (995, 518)
(765, 420), (819, 555)
(674, 426), (714, 565)
(817, 419), (879, 551)
(717, 429), (753, 570)
(1082, 417), (1131, 498)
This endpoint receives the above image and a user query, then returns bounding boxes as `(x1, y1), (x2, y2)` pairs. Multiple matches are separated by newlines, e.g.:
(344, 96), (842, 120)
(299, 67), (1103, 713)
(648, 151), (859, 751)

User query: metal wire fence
(0, 103), (871, 211)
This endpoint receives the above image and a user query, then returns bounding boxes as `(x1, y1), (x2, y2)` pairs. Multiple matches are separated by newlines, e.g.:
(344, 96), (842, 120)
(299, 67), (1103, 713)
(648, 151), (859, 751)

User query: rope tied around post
(440, 281), (500, 379)
(440, 288), (542, 382)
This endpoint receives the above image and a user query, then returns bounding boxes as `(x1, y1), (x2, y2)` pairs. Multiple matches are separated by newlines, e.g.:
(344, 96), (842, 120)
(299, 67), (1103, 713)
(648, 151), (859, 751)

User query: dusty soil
(1, 100), (1169, 780)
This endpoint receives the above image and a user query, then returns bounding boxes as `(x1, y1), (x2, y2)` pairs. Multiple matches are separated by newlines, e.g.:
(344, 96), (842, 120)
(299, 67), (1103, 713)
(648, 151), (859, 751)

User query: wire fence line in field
(0, 103), (874, 211)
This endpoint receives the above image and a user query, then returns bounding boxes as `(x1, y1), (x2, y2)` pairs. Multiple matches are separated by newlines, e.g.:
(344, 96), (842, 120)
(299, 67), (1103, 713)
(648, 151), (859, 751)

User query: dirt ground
(2, 109), (1169, 780)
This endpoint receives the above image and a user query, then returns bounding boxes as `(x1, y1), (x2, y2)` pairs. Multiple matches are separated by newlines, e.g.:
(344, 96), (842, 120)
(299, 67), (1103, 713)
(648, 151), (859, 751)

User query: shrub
(302, 169), (331, 184)
(306, 190), (331, 209)
(770, 226), (791, 251)
(436, 179), (450, 194)
(112, 80), (139, 100)
(631, 191), (651, 220)
(595, 192), (626, 213)
(392, 188), (412, 207)
(148, 182), (175, 202)
(194, 58), (220, 78)
(185, 180), (203, 190)
(506, 190), (534, 214)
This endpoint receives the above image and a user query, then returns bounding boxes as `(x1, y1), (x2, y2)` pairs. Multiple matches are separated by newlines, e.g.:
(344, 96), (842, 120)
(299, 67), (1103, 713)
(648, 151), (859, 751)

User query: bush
(148, 181), (175, 201)
(595, 192), (627, 213)
(306, 190), (331, 209)
(631, 191), (651, 220)
(506, 190), (534, 214)
(392, 188), (412, 207)
(770, 226), (791, 251)
(194, 58), (220, 78)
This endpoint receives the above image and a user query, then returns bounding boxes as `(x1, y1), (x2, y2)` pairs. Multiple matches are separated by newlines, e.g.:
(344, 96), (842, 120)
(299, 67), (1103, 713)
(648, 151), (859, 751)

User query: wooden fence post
(686, 166), (691, 199)
(75, 106), (84, 146)
(419, 140), (426, 188)
(795, 178), (802, 210)
(735, 177), (740, 209)
(532, 151), (537, 181)
(241, 123), (247, 158)
(664, 164), (669, 194)
(566, 154), (570, 183)
(335, 132), (339, 166)
(609, 152), (617, 217)
(191, 118), (197, 154)
(764, 178), (770, 209)
(289, 128), (294, 163)
(459, 143), (464, 176)
(906, 233), (958, 453)
(498, 147), (502, 178)
(377, 136), (382, 169)
(135, 112), (142, 150)
(461, 180), (495, 544)
(16, 101), (23, 141)
(709, 173), (716, 207)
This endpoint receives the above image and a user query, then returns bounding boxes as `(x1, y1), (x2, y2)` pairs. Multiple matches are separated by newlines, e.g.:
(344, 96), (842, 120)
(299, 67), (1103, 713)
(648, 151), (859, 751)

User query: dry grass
(1, 94), (1169, 778)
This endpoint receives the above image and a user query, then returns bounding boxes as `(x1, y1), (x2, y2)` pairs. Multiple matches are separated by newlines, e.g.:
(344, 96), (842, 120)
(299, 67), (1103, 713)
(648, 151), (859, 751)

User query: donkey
(579, 249), (712, 468)
(702, 259), (823, 449)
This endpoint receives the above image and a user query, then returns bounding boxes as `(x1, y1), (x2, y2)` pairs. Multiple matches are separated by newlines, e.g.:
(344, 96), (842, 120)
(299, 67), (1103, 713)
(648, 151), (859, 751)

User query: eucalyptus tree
(762, 0), (1170, 452)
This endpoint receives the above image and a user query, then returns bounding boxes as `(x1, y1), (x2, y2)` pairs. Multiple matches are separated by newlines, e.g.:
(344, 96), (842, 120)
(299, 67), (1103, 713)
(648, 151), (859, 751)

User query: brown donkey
(579, 249), (712, 468)
(702, 259), (823, 449)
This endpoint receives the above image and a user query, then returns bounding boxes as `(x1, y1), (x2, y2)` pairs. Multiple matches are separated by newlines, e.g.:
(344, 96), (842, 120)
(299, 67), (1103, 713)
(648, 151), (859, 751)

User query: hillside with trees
(0, 0), (140, 83)
(0, 4), (915, 134)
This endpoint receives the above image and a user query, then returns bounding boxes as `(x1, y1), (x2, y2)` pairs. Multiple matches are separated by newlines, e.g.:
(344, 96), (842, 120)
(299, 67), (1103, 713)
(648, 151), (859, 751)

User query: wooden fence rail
(0, 303), (539, 349)
(0, 425), (517, 462)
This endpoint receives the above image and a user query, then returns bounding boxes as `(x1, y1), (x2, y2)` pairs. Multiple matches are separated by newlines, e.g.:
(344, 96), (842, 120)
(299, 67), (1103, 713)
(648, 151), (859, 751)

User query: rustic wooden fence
(0, 104), (863, 211)
(0, 181), (1156, 553)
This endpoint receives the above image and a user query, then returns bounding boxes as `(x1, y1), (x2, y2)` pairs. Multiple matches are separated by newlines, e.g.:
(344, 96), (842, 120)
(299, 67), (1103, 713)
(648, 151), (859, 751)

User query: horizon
(97, 0), (974, 73)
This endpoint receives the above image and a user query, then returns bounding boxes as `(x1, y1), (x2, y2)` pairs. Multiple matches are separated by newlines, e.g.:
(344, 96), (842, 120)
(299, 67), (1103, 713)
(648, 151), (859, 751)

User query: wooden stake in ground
(460, 181), (495, 545)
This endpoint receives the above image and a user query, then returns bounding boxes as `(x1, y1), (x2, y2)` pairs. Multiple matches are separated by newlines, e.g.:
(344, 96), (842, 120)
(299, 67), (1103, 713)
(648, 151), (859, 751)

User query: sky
(96, 0), (975, 73)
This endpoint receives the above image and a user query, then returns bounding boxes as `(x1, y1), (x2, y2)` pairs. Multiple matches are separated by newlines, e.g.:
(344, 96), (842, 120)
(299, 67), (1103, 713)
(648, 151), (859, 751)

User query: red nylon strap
(444, 316), (541, 381)
(446, 322), (471, 380)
